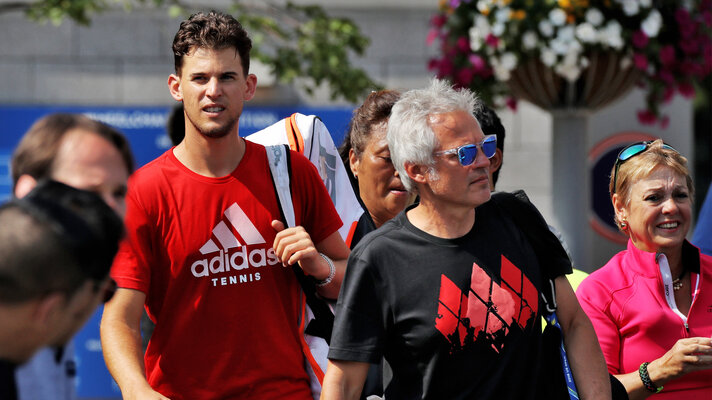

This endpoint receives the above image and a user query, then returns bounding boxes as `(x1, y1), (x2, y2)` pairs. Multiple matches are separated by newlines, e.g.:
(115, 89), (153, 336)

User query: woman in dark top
(339, 89), (413, 249)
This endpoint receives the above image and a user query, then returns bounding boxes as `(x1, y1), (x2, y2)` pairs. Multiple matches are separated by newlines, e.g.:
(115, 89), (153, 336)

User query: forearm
(320, 360), (369, 400)
(614, 371), (653, 400)
(315, 257), (346, 299)
(100, 313), (152, 395)
(555, 276), (611, 400)
(562, 313), (611, 400)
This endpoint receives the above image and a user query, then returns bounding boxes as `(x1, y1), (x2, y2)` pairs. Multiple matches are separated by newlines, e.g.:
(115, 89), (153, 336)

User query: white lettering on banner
(211, 272), (261, 287)
(191, 246), (279, 278)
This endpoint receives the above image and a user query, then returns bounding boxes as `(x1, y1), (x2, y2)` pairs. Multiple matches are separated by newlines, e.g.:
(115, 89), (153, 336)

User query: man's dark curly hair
(172, 10), (252, 76)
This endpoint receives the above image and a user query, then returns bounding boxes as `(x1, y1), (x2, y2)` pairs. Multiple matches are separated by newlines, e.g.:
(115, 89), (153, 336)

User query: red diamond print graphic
(435, 255), (538, 353)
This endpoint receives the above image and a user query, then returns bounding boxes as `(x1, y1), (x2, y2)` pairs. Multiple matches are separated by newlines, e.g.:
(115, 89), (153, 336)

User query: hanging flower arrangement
(428, 0), (712, 127)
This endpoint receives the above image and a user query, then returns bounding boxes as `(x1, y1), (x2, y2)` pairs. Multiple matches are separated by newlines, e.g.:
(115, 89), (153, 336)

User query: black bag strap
(490, 190), (571, 313)
(265, 144), (334, 343)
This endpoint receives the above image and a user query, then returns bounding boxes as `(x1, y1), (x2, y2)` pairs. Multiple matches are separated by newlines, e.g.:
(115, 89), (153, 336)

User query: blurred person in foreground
(0, 181), (124, 400)
(577, 140), (712, 399)
(11, 113), (134, 400)
(321, 79), (610, 399)
(100, 10), (348, 399)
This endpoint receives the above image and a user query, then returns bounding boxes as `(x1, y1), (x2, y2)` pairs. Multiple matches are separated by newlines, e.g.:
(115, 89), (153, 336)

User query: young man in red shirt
(100, 11), (349, 399)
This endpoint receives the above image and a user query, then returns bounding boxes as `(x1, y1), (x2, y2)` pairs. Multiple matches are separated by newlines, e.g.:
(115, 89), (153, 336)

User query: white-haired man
(321, 80), (611, 399)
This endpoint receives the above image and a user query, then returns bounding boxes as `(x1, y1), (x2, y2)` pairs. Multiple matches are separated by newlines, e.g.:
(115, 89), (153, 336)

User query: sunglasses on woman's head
(611, 141), (678, 194)
(434, 134), (497, 166)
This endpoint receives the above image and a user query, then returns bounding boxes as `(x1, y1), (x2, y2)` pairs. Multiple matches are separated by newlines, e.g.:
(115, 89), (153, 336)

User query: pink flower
(678, 82), (696, 98)
(469, 54), (486, 72)
(632, 30), (649, 48)
(660, 115), (670, 129)
(702, 10), (712, 26)
(663, 87), (675, 103)
(659, 46), (676, 66)
(680, 38), (700, 55)
(506, 97), (518, 112)
(633, 53), (648, 70)
(426, 28), (439, 46)
(659, 70), (675, 85)
(637, 110), (658, 125)
(676, 8), (692, 26)
(485, 34), (499, 48)
(427, 58), (439, 72)
(430, 14), (448, 28)
(438, 58), (455, 77)
(457, 37), (470, 53)
(457, 67), (474, 86)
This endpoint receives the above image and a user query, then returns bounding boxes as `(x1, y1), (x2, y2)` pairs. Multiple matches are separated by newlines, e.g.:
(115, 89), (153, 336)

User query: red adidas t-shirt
(111, 141), (342, 399)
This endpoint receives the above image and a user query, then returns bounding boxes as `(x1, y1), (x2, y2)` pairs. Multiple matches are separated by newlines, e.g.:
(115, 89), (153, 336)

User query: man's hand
(271, 220), (330, 279)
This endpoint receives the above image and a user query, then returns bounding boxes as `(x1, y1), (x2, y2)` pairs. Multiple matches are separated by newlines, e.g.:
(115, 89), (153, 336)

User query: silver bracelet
(315, 253), (336, 287)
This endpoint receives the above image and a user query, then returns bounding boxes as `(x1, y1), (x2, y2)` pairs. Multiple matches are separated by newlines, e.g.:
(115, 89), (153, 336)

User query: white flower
(493, 95), (506, 108)
(555, 51), (583, 81)
(558, 25), (575, 42)
(640, 0), (652, 7)
(619, 0), (640, 16)
(551, 38), (569, 55)
(469, 27), (484, 51)
(576, 22), (597, 43)
(500, 52), (518, 70)
(551, 27), (576, 55)
(539, 20), (554, 37)
(620, 56), (632, 69)
(556, 63), (582, 81)
(474, 15), (491, 37)
(641, 10), (662, 38)
(476, 0), (492, 13)
(494, 8), (511, 23)
(585, 8), (604, 26)
(600, 21), (624, 49)
(522, 31), (538, 50)
(549, 8), (567, 26)
(492, 58), (512, 81)
(541, 48), (557, 67)
(580, 56), (589, 69)
(492, 22), (506, 37)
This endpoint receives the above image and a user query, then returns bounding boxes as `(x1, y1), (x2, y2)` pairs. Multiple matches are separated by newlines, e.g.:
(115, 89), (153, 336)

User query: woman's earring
(620, 220), (627, 229)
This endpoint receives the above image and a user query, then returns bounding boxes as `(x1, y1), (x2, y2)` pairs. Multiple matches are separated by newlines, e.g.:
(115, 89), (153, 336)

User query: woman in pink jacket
(577, 139), (712, 399)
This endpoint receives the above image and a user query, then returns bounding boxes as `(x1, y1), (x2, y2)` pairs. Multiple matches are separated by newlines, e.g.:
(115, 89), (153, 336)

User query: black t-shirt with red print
(329, 198), (570, 399)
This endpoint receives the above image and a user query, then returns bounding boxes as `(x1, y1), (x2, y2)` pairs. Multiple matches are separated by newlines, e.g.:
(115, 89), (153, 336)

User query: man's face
(51, 129), (129, 218)
(169, 47), (257, 139)
(426, 110), (491, 209)
(48, 278), (115, 347)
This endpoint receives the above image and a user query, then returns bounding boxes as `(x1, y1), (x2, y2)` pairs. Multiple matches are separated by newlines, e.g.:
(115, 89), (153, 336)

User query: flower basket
(508, 51), (640, 110)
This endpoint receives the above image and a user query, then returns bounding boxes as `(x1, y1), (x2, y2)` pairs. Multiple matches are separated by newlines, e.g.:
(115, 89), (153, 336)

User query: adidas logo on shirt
(190, 203), (281, 286)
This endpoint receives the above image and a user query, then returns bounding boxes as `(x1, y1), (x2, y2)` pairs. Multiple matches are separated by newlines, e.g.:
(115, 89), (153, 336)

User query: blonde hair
(610, 139), (694, 230)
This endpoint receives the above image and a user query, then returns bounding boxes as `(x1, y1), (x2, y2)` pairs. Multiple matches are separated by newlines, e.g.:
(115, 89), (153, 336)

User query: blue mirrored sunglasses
(434, 135), (497, 166)
(612, 141), (677, 193)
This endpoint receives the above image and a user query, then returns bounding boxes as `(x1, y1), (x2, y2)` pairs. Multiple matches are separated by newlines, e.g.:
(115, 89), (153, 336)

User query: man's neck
(0, 307), (39, 364)
(406, 199), (475, 239)
(174, 129), (245, 178)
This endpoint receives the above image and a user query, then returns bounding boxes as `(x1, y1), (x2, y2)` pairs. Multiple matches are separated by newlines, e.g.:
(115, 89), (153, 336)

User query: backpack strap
(265, 144), (334, 342)
(490, 190), (567, 312)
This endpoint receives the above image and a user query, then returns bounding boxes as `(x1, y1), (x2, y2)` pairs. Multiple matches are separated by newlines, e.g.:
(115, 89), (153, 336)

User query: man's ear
(349, 149), (360, 177)
(168, 74), (183, 102)
(244, 73), (257, 101)
(14, 174), (37, 199)
(405, 162), (428, 185)
(32, 292), (66, 327)
(489, 148), (503, 175)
